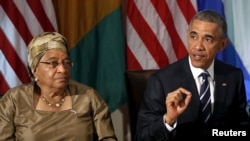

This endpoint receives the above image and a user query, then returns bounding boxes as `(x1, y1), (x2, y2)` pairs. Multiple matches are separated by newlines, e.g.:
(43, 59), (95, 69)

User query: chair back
(125, 69), (157, 140)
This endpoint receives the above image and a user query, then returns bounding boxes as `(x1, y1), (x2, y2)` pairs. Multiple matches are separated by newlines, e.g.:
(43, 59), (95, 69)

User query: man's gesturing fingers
(166, 87), (192, 107)
(165, 87), (192, 122)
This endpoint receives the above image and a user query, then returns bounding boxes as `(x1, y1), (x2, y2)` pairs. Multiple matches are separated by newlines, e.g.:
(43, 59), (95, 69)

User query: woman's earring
(35, 77), (38, 81)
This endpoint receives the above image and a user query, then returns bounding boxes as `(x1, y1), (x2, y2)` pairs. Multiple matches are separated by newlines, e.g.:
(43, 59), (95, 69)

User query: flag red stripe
(127, 0), (169, 67)
(151, 0), (188, 60)
(0, 0), (33, 45)
(126, 44), (142, 70)
(0, 73), (9, 94)
(177, 0), (196, 24)
(27, 0), (55, 31)
(0, 30), (30, 83)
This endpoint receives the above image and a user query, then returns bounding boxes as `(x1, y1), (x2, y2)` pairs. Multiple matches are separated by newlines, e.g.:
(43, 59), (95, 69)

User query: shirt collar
(188, 56), (214, 80)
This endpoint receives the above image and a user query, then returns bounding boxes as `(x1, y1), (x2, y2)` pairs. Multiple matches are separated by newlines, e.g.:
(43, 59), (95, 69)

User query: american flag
(126, 0), (197, 70)
(0, 0), (57, 94)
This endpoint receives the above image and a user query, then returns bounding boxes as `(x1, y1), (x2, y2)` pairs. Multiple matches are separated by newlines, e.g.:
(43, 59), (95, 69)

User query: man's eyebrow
(204, 34), (215, 39)
(189, 31), (197, 35)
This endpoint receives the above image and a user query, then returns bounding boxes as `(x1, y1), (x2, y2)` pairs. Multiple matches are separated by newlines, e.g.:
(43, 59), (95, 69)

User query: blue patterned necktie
(199, 72), (211, 123)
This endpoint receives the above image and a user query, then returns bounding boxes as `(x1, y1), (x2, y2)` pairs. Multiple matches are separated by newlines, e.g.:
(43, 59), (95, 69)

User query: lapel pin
(222, 83), (227, 86)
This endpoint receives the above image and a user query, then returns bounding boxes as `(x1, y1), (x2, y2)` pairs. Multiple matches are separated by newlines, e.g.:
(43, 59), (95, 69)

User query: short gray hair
(190, 10), (227, 37)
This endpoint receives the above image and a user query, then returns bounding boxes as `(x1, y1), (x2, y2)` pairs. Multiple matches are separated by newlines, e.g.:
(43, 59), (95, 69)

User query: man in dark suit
(135, 10), (250, 141)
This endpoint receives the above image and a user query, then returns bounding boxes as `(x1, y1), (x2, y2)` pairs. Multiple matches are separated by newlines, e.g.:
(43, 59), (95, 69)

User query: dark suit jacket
(135, 56), (250, 141)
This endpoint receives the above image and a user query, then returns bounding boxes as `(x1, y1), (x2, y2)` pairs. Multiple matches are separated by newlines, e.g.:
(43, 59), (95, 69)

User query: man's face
(187, 19), (228, 69)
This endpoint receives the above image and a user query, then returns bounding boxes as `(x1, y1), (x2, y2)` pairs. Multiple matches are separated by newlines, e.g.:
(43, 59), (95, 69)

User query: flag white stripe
(127, 0), (196, 70)
(190, 0), (198, 11)
(0, 51), (22, 88)
(40, 0), (58, 31)
(135, 0), (177, 64)
(126, 18), (159, 69)
(0, 6), (27, 66)
(166, 0), (189, 50)
(13, 0), (44, 36)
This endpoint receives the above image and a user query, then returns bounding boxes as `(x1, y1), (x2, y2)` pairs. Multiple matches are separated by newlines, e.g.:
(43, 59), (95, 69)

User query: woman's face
(34, 49), (72, 90)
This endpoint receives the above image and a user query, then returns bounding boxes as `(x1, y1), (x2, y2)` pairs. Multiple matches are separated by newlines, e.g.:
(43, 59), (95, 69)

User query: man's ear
(220, 38), (229, 51)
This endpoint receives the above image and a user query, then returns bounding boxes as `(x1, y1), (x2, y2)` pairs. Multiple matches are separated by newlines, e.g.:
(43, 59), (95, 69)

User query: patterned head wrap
(27, 32), (69, 75)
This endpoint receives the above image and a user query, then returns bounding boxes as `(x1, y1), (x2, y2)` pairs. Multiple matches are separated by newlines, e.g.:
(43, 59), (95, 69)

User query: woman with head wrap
(0, 32), (117, 141)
